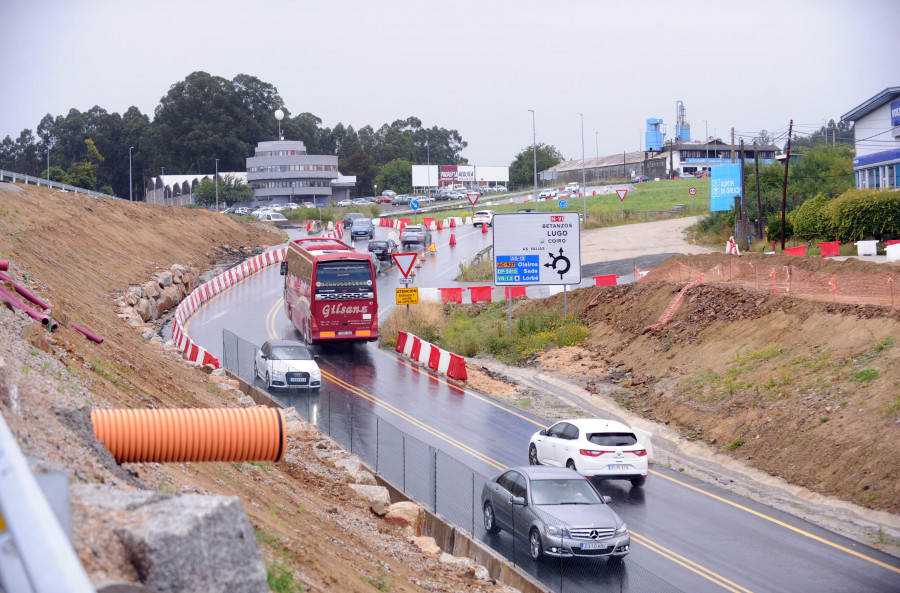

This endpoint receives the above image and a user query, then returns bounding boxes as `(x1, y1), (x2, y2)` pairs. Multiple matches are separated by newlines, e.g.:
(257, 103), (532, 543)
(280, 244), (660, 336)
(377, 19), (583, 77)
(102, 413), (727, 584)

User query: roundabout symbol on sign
(559, 199), (567, 209)
(544, 248), (571, 279)
(689, 187), (697, 196)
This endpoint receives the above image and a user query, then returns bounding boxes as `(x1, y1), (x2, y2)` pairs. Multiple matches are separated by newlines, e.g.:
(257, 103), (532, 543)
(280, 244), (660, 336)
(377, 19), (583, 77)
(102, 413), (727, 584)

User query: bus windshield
(315, 261), (373, 297)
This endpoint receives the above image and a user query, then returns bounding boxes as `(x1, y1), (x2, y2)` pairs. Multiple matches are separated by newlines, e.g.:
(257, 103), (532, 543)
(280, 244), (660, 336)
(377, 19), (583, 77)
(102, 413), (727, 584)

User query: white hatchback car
(528, 419), (648, 487)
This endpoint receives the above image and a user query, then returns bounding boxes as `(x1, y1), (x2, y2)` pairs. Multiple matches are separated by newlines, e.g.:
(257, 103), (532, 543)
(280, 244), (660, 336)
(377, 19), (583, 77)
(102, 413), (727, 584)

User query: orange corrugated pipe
(90, 407), (286, 463)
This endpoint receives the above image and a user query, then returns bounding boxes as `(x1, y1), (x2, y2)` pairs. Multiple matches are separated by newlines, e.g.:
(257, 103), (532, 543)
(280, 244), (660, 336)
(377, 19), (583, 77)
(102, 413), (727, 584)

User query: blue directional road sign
(711, 164), (741, 212)
(492, 212), (582, 286)
(559, 199), (568, 209)
(410, 200), (420, 211)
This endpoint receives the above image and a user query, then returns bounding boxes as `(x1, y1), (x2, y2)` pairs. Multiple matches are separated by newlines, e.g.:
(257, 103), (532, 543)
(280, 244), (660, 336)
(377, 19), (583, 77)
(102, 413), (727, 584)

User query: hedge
(792, 193), (830, 238)
(821, 189), (900, 241)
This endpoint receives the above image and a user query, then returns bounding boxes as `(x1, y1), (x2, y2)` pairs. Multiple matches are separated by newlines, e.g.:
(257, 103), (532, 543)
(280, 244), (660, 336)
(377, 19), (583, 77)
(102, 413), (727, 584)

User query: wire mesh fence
(222, 329), (685, 593)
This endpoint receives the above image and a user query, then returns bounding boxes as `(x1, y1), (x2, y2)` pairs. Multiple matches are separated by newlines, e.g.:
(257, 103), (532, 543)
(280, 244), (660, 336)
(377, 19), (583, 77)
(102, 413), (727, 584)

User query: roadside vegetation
(380, 301), (591, 364)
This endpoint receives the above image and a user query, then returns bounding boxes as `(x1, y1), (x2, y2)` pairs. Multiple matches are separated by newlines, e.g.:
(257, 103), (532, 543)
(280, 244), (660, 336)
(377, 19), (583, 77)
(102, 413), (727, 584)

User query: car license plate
(337, 331), (353, 335)
(289, 377), (307, 384)
(580, 542), (608, 550)
(608, 464), (632, 471)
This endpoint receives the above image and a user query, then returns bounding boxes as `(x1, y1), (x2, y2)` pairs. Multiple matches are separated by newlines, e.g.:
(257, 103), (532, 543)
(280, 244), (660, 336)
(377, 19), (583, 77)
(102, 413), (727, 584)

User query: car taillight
(579, 450), (612, 457)
(628, 449), (647, 456)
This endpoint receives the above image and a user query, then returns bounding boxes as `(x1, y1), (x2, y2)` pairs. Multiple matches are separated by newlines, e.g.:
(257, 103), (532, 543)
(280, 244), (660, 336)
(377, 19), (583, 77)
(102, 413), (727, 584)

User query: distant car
(481, 465), (630, 561)
(302, 202), (317, 209)
(283, 202), (300, 210)
(399, 224), (432, 249)
(367, 239), (399, 260)
(343, 212), (366, 228)
(494, 185), (508, 192)
(336, 199), (353, 207)
(258, 212), (288, 222)
(254, 339), (321, 390)
(269, 204), (285, 212)
(539, 188), (558, 199)
(375, 196), (393, 204)
(680, 173), (695, 178)
(528, 418), (648, 487)
(390, 195), (413, 206)
(350, 217), (375, 240)
(565, 182), (581, 194)
(631, 176), (650, 183)
(382, 190), (397, 198)
(234, 207), (251, 215)
(473, 210), (495, 227)
(352, 198), (370, 205)
(447, 192), (467, 201)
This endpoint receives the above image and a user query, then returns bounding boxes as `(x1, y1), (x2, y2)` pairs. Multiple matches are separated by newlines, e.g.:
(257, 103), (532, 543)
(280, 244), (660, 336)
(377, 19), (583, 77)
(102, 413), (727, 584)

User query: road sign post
(689, 186), (697, 208)
(410, 199), (420, 224)
(616, 188), (628, 217)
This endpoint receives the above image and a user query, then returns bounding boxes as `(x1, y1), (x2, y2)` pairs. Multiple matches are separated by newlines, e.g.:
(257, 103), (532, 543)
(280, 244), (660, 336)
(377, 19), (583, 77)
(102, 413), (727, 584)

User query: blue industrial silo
(645, 119), (663, 151)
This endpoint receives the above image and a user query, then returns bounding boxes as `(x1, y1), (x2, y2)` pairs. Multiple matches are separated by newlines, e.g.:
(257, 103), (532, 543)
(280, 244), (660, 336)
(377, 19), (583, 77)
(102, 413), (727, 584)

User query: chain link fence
(223, 329), (684, 593)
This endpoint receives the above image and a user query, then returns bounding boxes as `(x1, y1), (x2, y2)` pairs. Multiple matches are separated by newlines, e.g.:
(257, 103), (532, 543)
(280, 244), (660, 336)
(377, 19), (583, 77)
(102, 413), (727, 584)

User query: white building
(841, 86), (900, 189)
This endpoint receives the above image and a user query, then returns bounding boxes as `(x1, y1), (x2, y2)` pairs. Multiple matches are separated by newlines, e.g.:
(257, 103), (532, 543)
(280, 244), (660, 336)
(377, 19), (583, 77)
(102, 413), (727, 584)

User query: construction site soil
(0, 183), (898, 591)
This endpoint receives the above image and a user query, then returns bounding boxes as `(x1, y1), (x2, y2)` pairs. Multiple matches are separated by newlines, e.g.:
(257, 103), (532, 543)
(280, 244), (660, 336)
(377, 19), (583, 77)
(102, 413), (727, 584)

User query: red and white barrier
(172, 246), (287, 368)
(395, 331), (467, 381)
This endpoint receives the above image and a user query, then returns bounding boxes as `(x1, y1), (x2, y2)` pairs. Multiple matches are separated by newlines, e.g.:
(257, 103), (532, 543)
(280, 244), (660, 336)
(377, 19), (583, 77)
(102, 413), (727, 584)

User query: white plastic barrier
(464, 216), (473, 225)
(418, 287), (440, 303)
(417, 341), (432, 365)
(855, 240), (878, 256)
(887, 243), (900, 263)
(436, 350), (452, 375)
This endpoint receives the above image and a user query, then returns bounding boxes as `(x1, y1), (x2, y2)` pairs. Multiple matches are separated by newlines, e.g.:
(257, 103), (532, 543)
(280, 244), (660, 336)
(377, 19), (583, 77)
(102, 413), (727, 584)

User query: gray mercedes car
(481, 466), (629, 561)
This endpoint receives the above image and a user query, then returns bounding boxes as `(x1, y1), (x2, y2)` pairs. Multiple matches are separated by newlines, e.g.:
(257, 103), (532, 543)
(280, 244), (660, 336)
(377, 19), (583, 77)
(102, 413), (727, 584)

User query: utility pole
(780, 120), (793, 251)
(731, 128), (736, 163)
(754, 141), (762, 239)
(739, 139), (747, 247)
(668, 141), (674, 179)
(623, 150), (626, 181)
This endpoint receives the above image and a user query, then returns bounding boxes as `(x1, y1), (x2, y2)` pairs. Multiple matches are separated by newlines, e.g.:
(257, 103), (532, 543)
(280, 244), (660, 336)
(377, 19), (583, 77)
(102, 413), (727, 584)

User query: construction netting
(639, 258), (898, 309)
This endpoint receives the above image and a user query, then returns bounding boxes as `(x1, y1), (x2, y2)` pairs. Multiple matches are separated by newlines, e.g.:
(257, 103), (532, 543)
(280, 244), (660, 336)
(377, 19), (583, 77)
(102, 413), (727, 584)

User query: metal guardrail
(0, 413), (94, 592)
(0, 168), (122, 201)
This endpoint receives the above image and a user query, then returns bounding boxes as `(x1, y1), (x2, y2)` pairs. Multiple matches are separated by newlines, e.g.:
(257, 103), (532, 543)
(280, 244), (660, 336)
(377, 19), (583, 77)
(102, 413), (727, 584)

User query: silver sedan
(481, 465), (629, 561)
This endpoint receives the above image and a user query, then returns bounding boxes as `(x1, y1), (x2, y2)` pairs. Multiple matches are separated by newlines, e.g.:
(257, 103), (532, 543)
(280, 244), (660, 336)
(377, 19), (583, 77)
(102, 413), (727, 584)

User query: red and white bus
(280, 238), (378, 344)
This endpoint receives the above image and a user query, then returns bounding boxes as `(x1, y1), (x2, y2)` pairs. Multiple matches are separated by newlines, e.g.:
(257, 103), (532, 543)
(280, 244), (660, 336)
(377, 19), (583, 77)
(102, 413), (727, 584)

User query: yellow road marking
(649, 470), (900, 575)
(631, 532), (753, 593)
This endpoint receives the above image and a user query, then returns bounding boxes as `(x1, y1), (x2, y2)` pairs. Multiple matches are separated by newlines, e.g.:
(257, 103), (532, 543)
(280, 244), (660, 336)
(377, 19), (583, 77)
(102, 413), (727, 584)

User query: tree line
(0, 71), (469, 199)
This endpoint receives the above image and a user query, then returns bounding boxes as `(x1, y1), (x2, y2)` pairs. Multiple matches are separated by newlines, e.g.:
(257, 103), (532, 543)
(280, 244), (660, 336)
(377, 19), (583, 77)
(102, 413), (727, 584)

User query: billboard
(411, 165), (439, 188)
(440, 165), (457, 183)
(457, 166), (475, 182)
(475, 166), (510, 183)
(710, 163), (741, 212)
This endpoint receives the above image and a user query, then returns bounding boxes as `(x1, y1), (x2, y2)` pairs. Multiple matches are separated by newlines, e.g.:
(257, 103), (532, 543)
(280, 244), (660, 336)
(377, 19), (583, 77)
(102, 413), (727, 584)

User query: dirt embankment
(0, 184), (517, 592)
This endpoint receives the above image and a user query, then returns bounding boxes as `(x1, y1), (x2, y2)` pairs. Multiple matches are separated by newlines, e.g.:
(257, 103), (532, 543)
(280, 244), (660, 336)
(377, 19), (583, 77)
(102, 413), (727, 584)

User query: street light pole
(128, 146), (134, 201)
(214, 158), (219, 211)
(46, 147), (50, 184)
(579, 113), (586, 219)
(528, 109), (538, 212)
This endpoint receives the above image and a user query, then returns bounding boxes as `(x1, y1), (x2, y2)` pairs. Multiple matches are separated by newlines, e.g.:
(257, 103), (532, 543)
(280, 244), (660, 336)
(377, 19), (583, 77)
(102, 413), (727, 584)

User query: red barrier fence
(592, 274), (618, 286)
(440, 287), (463, 304)
(819, 241), (840, 258)
(642, 260), (897, 308)
(784, 246), (806, 256)
(469, 286), (493, 303)
(504, 286), (526, 299)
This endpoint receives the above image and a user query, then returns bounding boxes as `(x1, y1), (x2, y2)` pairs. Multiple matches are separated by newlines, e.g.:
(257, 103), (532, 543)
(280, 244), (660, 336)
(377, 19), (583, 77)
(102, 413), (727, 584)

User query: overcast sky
(2, 0), (896, 169)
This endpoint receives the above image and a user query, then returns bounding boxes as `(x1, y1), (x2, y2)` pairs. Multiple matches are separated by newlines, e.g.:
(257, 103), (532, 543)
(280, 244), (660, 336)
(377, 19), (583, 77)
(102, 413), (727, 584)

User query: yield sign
(467, 193), (479, 207)
(616, 189), (628, 202)
(392, 253), (418, 278)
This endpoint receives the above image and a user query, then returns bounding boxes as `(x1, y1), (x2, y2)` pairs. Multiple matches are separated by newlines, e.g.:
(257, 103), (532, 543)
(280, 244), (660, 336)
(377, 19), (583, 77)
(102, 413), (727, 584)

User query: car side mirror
(539, 429), (547, 436)
(258, 351), (266, 359)
(511, 496), (526, 506)
(313, 354), (321, 360)
(603, 495), (612, 504)
(279, 261), (287, 276)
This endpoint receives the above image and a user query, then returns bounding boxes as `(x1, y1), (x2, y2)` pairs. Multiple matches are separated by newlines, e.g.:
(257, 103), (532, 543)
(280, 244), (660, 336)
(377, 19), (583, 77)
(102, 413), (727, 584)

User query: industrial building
(840, 86), (900, 189)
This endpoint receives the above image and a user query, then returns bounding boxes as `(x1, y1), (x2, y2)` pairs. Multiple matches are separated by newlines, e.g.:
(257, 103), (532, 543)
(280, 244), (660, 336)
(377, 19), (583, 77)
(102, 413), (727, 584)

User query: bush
(792, 193), (829, 238)
(766, 215), (793, 243)
(821, 189), (900, 241)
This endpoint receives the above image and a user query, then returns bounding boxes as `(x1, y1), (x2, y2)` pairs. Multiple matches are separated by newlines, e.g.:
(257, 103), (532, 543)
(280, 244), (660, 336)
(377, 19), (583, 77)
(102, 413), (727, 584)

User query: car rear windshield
(587, 432), (638, 447)
(271, 345), (312, 360)
(315, 261), (373, 294)
(368, 241), (387, 249)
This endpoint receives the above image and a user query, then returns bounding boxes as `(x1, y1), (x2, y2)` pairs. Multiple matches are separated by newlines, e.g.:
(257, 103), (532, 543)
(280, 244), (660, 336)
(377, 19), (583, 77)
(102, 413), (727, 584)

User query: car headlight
(615, 522), (628, 536)
(545, 524), (568, 538)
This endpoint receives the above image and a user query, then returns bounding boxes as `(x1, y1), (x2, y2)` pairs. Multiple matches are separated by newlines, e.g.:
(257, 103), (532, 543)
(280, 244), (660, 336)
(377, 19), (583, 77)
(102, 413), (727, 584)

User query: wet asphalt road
(184, 223), (900, 593)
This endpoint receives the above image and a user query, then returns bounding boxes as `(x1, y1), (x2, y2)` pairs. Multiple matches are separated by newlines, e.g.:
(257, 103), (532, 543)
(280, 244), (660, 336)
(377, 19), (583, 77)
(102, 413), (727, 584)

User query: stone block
(153, 271), (174, 287)
(134, 298), (152, 322)
(347, 484), (391, 513)
(385, 501), (424, 535)
(72, 485), (268, 593)
(142, 281), (159, 299)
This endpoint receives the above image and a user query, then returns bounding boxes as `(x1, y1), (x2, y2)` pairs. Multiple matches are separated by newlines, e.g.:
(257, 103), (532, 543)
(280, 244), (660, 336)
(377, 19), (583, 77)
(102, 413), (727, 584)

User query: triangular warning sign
(616, 189), (628, 202)
(393, 253), (419, 278)
(467, 193), (479, 207)
(427, 242), (436, 253)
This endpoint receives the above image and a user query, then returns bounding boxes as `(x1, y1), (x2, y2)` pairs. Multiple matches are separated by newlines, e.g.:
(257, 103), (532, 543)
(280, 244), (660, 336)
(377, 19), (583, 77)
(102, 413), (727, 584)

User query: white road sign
(492, 212), (582, 285)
